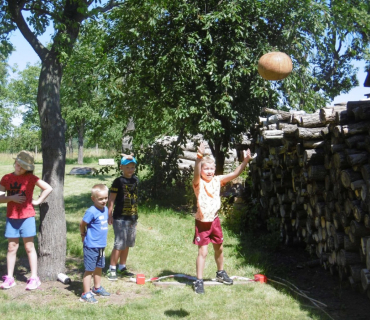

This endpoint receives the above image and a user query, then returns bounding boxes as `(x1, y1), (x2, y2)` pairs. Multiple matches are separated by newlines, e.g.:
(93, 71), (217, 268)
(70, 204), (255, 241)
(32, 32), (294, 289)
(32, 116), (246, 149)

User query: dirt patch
(269, 245), (370, 320)
(0, 258), (151, 307)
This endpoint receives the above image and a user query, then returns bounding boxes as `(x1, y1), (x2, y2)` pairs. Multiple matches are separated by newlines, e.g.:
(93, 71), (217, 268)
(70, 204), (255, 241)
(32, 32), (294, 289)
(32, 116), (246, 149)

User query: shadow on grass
(221, 219), (337, 320)
(164, 309), (190, 318)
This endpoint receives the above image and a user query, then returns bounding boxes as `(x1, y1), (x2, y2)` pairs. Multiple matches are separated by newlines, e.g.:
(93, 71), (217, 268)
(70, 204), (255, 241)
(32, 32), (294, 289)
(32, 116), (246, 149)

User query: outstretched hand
(121, 153), (134, 160)
(197, 142), (205, 155)
(242, 149), (252, 162)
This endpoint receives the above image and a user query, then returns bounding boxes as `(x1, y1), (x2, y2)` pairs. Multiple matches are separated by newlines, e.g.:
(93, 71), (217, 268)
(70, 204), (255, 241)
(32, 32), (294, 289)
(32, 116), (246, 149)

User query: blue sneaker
(79, 292), (98, 303)
(91, 286), (110, 297)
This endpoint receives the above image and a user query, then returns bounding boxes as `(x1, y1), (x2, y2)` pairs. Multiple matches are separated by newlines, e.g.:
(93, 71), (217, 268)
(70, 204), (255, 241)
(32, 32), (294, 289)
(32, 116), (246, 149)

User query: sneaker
(216, 270), (233, 285)
(117, 267), (134, 277)
(79, 292), (98, 304)
(91, 286), (110, 297)
(25, 277), (41, 290)
(0, 276), (16, 289)
(106, 269), (117, 281)
(193, 279), (205, 294)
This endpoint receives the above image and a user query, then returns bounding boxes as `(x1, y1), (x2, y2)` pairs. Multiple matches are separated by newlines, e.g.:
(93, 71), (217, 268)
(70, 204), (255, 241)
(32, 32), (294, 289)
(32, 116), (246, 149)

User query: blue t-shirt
(83, 205), (108, 248)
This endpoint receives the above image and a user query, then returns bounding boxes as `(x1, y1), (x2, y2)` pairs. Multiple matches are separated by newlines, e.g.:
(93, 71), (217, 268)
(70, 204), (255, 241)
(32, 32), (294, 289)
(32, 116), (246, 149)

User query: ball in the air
(258, 52), (293, 81)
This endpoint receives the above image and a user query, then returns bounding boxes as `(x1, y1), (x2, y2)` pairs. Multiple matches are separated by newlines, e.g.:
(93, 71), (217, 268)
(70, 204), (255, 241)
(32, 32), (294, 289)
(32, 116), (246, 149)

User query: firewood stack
(249, 100), (370, 299)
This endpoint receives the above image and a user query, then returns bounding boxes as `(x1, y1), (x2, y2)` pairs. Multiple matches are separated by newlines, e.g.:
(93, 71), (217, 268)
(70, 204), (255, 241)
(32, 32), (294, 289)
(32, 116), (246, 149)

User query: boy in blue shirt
(79, 184), (110, 303)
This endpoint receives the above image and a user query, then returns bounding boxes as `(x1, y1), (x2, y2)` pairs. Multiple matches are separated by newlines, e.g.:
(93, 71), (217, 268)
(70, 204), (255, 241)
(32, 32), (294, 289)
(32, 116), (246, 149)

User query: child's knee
(8, 243), (19, 253)
(198, 246), (208, 258)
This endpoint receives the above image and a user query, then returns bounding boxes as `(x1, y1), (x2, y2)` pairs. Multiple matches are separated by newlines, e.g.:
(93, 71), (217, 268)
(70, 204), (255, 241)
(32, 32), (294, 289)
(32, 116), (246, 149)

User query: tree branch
(8, 1), (48, 61)
(23, 5), (59, 22)
(90, 0), (124, 15)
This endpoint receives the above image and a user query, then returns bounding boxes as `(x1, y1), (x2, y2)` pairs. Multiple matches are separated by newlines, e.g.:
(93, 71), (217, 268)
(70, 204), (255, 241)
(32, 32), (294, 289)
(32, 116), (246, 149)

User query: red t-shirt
(0, 173), (40, 219)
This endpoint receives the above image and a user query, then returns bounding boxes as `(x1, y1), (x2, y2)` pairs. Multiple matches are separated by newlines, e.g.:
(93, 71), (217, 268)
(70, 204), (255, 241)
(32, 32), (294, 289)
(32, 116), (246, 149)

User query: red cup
(136, 274), (145, 285)
(254, 274), (267, 283)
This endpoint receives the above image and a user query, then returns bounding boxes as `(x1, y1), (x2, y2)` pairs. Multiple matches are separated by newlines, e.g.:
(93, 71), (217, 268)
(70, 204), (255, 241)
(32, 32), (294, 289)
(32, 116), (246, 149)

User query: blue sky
(7, 28), (370, 108)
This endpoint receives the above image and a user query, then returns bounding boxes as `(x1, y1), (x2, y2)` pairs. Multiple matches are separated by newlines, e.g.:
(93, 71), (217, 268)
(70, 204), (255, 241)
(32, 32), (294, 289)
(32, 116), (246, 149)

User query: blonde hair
(91, 184), (109, 197)
(200, 155), (215, 168)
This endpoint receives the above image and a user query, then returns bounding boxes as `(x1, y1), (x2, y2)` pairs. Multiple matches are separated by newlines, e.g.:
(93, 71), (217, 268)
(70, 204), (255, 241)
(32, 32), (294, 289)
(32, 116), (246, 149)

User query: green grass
(0, 161), (328, 319)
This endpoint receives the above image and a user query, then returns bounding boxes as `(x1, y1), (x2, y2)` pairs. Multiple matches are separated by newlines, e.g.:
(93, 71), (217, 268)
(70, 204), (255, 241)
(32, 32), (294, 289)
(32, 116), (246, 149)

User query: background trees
(0, 0), (123, 280)
(106, 0), (370, 173)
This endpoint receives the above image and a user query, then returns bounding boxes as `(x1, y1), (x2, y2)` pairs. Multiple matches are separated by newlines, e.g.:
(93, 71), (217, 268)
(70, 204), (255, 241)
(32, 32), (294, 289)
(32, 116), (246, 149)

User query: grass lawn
(0, 162), (326, 319)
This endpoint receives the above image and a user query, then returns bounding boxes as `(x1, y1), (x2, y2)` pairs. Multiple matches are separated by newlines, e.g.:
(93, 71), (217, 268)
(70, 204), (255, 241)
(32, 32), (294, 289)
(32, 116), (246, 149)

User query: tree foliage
(0, 0), (124, 279)
(106, 0), (370, 173)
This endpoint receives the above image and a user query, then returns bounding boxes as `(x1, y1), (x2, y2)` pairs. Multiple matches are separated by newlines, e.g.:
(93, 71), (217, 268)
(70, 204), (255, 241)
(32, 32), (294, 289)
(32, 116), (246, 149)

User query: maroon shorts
(193, 216), (223, 246)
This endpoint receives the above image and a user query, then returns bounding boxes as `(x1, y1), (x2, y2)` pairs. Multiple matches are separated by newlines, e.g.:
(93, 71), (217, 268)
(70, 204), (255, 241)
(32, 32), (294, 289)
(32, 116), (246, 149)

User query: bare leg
(93, 267), (102, 289)
(6, 238), (19, 278)
(23, 237), (37, 278)
(212, 243), (224, 271)
(82, 271), (93, 293)
(110, 248), (121, 266)
(196, 245), (208, 279)
(119, 247), (129, 265)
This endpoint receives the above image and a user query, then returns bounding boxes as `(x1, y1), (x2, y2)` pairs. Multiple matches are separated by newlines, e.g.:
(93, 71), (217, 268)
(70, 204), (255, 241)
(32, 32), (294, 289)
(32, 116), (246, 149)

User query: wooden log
(333, 152), (350, 169)
(347, 152), (369, 167)
(331, 144), (346, 153)
(308, 165), (327, 181)
(303, 140), (326, 149)
(344, 234), (359, 252)
(303, 149), (325, 166)
(350, 264), (367, 283)
(320, 106), (347, 124)
(335, 110), (349, 125)
(278, 123), (298, 136)
(349, 231), (361, 246)
(366, 238), (370, 269)
(353, 203), (365, 222)
(364, 136), (370, 153)
(347, 100), (370, 119)
(361, 237), (370, 255)
(361, 164), (370, 181)
(339, 249), (362, 266)
(365, 214), (370, 228)
(350, 220), (370, 237)
(345, 134), (368, 148)
(351, 179), (366, 191)
(334, 231), (345, 250)
(262, 108), (291, 121)
(338, 121), (370, 137)
(361, 269), (370, 291)
(341, 169), (363, 189)
(295, 127), (329, 140)
(300, 113), (326, 128)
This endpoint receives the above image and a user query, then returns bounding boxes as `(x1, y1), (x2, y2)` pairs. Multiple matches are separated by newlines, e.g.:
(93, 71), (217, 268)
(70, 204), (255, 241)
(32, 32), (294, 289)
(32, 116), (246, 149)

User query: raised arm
(193, 142), (206, 186)
(220, 149), (252, 184)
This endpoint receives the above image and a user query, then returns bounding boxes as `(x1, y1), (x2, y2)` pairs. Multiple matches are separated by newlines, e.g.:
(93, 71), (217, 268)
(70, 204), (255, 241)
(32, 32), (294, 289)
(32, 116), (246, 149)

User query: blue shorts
(5, 217), (36, 238)
(113, 219), (137, 250)
(83, 246), (105, 272)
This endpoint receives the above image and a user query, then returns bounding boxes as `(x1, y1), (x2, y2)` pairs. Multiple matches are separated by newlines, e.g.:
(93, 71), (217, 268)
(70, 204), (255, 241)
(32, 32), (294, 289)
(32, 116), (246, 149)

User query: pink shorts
(193, 216), (223, 246)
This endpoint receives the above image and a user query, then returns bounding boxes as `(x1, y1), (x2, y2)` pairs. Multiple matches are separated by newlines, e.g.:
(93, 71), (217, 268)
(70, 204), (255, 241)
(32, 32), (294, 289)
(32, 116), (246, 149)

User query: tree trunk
(37, 53), (67, 281)
(209, 139), (225, 175)
(77, 117), (85, 165)
(68, 137), (73, 158)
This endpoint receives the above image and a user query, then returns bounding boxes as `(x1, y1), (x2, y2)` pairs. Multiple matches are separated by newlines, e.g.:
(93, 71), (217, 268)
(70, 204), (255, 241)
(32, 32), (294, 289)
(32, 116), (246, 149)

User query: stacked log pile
(157, 135), (245, 172)
(249, 100), (370, 299)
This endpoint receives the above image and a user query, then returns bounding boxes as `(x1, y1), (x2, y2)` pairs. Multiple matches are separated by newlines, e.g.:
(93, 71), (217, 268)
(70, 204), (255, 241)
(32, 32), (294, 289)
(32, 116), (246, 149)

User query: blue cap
(121, 156), (137, 166)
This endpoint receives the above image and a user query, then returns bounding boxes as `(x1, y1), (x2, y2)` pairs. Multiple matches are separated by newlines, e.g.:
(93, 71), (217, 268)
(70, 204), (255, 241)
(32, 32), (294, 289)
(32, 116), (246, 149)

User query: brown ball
(258, 52), (293, 81)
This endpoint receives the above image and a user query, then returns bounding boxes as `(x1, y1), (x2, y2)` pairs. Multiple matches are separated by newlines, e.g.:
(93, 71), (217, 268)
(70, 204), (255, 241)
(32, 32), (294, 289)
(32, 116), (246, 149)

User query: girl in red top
(0, 151), (52, 290)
